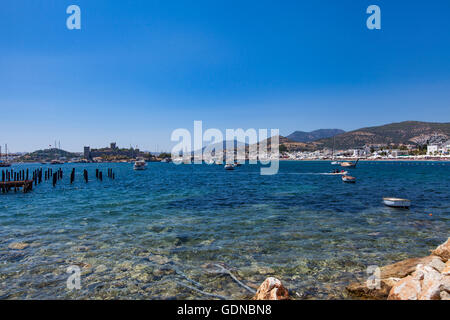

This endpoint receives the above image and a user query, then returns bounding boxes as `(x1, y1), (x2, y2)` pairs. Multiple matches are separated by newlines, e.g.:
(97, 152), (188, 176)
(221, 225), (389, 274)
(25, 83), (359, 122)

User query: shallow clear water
(0, 161), (449, 299)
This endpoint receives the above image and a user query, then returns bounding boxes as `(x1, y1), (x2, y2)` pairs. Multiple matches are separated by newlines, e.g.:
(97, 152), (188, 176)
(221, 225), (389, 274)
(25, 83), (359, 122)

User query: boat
(342, 175), (356, 183)
(341, 159), (359, 168)
(50, 159), (65, 165)
(330, 137), (339, 165)
(383, 197), (411, 209)
(134, 158), (147, 170)
(328, 170), (348, 175)
(0, 145), (11, 167)
(224, 164), (234, 170)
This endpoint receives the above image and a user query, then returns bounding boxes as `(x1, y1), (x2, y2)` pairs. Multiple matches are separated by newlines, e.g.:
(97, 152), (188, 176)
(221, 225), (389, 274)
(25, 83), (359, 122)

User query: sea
(0, 161), (449, 299)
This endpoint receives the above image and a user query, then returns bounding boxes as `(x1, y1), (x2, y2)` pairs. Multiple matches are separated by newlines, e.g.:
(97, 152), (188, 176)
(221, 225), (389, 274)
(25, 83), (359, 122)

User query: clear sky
(1, 1), (449, 152)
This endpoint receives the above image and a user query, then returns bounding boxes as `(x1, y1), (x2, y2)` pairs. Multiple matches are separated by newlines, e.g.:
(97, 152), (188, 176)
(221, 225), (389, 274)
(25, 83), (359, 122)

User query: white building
(391, 149), (409, 157)
(427, 145), (439, 155)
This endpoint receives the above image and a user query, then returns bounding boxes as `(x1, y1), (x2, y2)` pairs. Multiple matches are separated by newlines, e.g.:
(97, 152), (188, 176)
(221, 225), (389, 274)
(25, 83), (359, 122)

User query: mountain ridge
(310, 121), (450, 150)
(287, 129), (345, 143)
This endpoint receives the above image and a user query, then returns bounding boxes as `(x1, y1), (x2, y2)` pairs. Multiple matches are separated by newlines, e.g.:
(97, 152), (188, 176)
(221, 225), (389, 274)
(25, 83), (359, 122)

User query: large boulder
(432, 238), (450, 262)
(380, 256), (437, 279)
(387, 275), (421, 300)
(442, 261), (450, 276)
(346, 278), (400, 299)
(415, 264), (442, 300)
(253, 277), (289, 300)
(439, 276), (450, 293)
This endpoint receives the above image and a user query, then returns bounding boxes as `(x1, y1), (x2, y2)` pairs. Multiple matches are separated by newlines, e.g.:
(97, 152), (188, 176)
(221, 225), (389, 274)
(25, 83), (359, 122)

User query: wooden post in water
(70, 168), (75, 184)
(99, 171), (103, 181)
(52, 173), (57, 187)
(83, 169), (88, 183)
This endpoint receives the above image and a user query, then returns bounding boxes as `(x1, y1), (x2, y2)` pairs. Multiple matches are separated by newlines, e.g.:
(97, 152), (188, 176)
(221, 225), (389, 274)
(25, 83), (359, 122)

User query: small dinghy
(224, 164), (234, 170)
(342, 175), (356, 183)
(383, 197), (411, 209)
(328, 170), (348, 175)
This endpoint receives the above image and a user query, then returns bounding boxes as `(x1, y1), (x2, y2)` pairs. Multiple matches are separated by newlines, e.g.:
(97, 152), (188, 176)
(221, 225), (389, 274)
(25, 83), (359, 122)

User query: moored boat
(134, 158), (147, 170)
(0, 162), (11, 167)
(383, 197), (411, 209)
(342, 175), (356, 183)
(0, 145), (11, 167)
(224, 164), (234, 170)
(329, 170), (348, 175)
(341, 159), (359, 168)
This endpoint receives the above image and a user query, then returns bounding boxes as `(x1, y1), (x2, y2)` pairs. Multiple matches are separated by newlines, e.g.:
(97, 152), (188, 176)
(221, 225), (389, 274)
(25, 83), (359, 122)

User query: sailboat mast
(332, 136), (335, 160)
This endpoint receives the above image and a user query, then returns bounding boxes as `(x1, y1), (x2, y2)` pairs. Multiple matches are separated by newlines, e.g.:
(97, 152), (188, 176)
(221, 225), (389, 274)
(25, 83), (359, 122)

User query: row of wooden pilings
(1, 167), (116, 193)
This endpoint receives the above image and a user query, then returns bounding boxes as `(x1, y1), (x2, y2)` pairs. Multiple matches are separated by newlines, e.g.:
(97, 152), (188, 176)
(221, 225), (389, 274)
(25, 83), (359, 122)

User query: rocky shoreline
(253, 238), (449, 300)
(346, 237), (450, 300)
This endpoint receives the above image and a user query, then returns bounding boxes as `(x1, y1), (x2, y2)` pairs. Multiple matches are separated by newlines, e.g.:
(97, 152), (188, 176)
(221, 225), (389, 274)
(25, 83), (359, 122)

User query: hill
(287, 129), (345, 142)
(311, 121), (450, 150)
(18, 148), (80, 162)
(250, 135), (314, 153)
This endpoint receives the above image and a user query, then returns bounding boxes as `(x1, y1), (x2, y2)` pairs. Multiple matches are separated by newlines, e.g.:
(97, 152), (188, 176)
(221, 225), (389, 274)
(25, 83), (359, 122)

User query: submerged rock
(8, 242), (29, 250)
(148, 254), (170, 265)
(253, 277), (289, 300)
(95, 265), (108, 273)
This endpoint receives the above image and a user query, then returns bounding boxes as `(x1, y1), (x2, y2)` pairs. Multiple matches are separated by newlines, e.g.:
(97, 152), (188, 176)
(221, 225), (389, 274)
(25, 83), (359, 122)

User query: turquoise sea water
(0, 161), (449, 299)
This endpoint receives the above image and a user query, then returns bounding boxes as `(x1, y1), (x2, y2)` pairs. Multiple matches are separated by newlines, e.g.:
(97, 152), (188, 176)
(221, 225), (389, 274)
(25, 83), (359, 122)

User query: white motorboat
(383, 197), (411, 209)
(331, 161), (340, 165)
(134, 158), (147, 170)
(224, 164), (234, 170)
(342, 175), (356, 183)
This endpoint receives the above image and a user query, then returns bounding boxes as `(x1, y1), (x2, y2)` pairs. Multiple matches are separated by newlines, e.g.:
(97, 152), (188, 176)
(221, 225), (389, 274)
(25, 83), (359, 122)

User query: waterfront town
(2, 138), (450, 165)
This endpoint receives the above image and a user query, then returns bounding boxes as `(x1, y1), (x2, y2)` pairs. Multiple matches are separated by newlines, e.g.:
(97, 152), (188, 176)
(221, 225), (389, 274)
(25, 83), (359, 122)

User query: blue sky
(1, 1), (449, 152)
